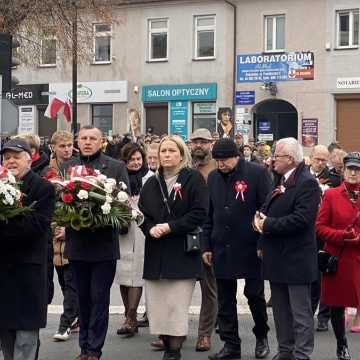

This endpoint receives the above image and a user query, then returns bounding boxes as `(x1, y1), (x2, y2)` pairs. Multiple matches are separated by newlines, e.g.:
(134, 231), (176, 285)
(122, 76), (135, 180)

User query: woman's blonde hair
(158, 135), (192, 172)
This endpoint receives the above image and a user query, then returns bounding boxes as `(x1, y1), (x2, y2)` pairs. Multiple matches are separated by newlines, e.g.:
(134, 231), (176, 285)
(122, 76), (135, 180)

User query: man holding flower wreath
(61, 126), (129, 360)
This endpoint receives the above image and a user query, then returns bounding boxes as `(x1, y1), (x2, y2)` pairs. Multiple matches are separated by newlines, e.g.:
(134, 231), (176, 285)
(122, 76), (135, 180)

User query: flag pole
(71, 0), (78, 136)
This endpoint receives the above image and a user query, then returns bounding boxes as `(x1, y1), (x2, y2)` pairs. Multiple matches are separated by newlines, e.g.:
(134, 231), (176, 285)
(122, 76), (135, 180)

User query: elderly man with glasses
(254, 138), (321, 360)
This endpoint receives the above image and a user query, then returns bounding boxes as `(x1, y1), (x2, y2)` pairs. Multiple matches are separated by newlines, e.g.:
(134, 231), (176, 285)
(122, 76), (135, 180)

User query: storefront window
(92, 104), (113, 135)
(192, 102), (216, 133)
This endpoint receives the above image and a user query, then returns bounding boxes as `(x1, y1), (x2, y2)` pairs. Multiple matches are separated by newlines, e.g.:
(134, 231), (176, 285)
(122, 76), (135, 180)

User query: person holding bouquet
(138, 135), (209, 360)
(61, 126), (129, 360)
(0, 138), (55, 360)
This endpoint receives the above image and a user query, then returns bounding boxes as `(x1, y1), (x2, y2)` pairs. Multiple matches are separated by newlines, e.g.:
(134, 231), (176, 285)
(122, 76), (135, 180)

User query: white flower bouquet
(0, 165), (33, 222)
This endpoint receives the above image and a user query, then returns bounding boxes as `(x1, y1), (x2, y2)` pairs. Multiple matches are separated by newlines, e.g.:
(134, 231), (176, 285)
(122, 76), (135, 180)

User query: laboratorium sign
(142, 83), (217, 102)
(237, 51), (314, 83)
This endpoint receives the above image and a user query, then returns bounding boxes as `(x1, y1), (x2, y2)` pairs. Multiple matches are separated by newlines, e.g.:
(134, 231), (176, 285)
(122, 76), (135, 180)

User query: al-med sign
(237, 51), (314, 83)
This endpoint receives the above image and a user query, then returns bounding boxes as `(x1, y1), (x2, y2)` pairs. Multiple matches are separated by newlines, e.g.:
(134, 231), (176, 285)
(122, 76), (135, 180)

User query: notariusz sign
(142, 83), (217, 102)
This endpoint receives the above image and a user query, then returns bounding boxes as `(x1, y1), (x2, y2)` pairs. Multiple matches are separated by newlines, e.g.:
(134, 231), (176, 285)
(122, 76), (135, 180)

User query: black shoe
(208, 346), (241, 360)
(337, 346), (351, 360)
(271, 353), (295, 360)
(255, 338), (270, 359)
(316, 321), (329, 332)
(163, 349), (181, 360)
(137, 314), (149, 328)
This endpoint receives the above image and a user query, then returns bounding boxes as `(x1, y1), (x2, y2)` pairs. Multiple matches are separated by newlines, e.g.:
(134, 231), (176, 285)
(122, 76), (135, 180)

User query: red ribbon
(234, 180), (248, 202)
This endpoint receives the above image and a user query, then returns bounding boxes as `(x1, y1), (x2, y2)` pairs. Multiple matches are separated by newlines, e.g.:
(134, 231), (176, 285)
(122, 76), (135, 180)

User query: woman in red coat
(316, 152), (360, 360)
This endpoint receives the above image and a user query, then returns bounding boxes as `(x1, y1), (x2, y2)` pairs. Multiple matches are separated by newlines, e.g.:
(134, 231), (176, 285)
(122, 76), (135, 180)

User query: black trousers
(56, 265), (79, 331)
(70, 260), (116, 358)
(330, 307), (347, 348)
(217, 279), (269, 350)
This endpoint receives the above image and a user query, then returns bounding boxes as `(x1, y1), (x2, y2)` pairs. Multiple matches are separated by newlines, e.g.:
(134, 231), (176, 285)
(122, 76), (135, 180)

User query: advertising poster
(170, 101), (188, 140)
(237, 51), (314, 83)
(302, 118), (318, 147)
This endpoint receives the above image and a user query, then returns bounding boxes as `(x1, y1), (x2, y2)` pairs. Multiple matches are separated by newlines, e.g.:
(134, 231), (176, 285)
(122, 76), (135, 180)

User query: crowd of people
(0, 121), (359, 360)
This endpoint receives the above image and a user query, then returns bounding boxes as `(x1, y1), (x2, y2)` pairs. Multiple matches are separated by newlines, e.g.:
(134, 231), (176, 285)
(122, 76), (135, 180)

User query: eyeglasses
(273, 154), (290, 160)
(312, 157), (327, 163)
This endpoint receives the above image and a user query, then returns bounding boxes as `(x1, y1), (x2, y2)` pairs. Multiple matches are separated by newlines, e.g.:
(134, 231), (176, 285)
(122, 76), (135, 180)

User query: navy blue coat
(260, 162), (321, 284)
(202, 158), (272, 279)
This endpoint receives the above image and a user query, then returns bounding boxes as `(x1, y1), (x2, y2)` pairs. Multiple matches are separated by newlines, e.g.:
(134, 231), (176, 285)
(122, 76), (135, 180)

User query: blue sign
(170, 101), (188, 140)
(258, 120), (271, 132)
(235, 91), (255, 105)
(237, 52), (314, 83)
(142, 83), (217, 102)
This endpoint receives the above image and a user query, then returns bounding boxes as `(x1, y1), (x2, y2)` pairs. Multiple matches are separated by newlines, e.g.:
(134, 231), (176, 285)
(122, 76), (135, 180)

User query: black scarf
(127, 165), (148, 196)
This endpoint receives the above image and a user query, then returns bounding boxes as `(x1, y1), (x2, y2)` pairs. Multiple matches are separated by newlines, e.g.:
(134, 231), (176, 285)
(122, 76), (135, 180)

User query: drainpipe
(224, 0), (237, 116)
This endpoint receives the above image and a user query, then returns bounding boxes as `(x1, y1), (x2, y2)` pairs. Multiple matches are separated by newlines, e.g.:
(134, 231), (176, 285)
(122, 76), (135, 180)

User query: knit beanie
(212, 138), (239, 159)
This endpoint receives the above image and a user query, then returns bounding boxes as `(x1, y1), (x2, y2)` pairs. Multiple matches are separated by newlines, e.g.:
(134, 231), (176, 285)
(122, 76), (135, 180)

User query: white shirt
(283, 167), (296, 182)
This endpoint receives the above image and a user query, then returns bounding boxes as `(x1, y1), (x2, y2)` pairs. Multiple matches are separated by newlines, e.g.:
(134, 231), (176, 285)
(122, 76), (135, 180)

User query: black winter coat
(202, 158), (272, 279)
(138, 168), (209, 279)
(260, 162), (321, 284)
(0, 170), (55, 330)
(62, 151), (130, 262)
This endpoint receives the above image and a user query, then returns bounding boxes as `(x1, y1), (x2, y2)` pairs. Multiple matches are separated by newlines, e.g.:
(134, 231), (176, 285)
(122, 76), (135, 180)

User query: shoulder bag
(155, 174), (202, 253)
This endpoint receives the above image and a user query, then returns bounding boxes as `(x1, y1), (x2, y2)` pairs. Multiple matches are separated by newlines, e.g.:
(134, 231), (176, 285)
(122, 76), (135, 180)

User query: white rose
(117, 191), (128, 202)
(77, 190), (89, 200)
(97, 174), (107, 182)
(104, 183), (114, 194)
(101, 202), (111, 214)
(105, 195), (113, 203)
(106, 178), (116, 186)
(7, 173), (16, 184)
(119, 182), (128, 191)
(131, 209), (139, 219)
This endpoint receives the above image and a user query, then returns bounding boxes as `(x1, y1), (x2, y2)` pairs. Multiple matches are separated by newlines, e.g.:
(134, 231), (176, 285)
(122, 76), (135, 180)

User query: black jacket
(31, 151), (50, 175)
(260, 162), (321, 284)
(138, 168), (209, 279)
(202, 158), (272, 279)
(0, 170), (55, 330)
(62, 151), (130, 262)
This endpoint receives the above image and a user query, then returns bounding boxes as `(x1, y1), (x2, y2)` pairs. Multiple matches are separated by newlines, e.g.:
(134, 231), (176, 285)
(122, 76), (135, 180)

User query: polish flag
(45, 97), (72, 122)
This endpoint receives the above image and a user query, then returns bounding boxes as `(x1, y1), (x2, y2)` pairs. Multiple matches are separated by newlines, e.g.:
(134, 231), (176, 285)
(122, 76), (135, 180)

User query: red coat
(316, 183), (360, 307)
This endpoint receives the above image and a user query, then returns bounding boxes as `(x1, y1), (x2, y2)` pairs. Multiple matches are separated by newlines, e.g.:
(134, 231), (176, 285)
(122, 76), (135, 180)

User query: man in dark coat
(0, 138), (55, 360)
(203, 138), (272, 360)
(254, 138), (321, 360)
(61, 126), (129, 360)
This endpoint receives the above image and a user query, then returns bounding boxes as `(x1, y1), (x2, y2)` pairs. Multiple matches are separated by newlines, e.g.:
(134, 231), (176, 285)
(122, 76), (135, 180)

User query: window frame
(335, 9), (359, 49)
(93, 23), (112, 64)
(40, 36), (57, 67)
(194, 14), (216, 60)
(264, 14), (285, 53)
(92, 104), (113, 135)
(148, 18), (169, 62)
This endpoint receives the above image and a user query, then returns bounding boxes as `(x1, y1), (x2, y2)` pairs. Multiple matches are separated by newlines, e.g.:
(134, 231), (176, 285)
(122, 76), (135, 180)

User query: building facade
(11, 0), (360, 151)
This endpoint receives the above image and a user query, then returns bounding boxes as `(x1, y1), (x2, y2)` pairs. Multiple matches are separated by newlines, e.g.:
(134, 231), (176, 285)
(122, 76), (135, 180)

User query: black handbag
(317, 250), (339, 274)
(156, 174), (202, 253)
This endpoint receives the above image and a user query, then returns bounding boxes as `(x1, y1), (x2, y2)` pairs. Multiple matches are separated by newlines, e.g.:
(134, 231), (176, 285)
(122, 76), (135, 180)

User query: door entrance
(253, 99), (298, 144)
(145, 103), (168, 135)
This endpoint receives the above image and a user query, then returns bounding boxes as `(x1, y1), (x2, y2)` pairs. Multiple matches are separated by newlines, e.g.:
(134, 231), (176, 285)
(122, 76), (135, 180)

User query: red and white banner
(44, 97), (72, 122)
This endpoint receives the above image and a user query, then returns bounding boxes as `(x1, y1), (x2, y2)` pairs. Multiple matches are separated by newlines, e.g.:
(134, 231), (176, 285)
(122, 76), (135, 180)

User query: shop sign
(5, 84), (49, 105)
(193, 102), (216, 114)
(258, 133), (274, 141)
(336, 77), (360, 89)
(235, 91), (255, 105)
(18, 106), (36, 133)
(237, 51), (314, 83)
(170, 101), (188, 140)
(49, 81), (128, 103)
(142, 83), (217, 102)
(302, 118), (318, 147)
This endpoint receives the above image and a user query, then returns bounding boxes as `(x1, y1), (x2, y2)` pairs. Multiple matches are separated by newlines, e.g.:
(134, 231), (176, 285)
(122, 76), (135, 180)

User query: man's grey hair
(276, 137), (303, 164)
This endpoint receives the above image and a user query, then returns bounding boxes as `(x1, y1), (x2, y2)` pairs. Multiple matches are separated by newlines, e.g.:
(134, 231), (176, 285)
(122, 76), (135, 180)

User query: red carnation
(80, 181), (91, 190)
(62, 193), (74, 203)
(44, 169), (58, 180)
(66, 181), (76, 191)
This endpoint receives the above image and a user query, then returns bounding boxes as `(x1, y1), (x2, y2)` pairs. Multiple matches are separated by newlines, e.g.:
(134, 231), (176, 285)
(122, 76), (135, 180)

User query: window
(192, 102), (216, 133)
(336, 9), (359, 48)
(92, 104), (113, 135)
(41, 38), (56, 66)
(148, 19), (168, 61)
(194, 15), (216, 59)
(94, 24), (112, 63)
(264, 15), (285, 52)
